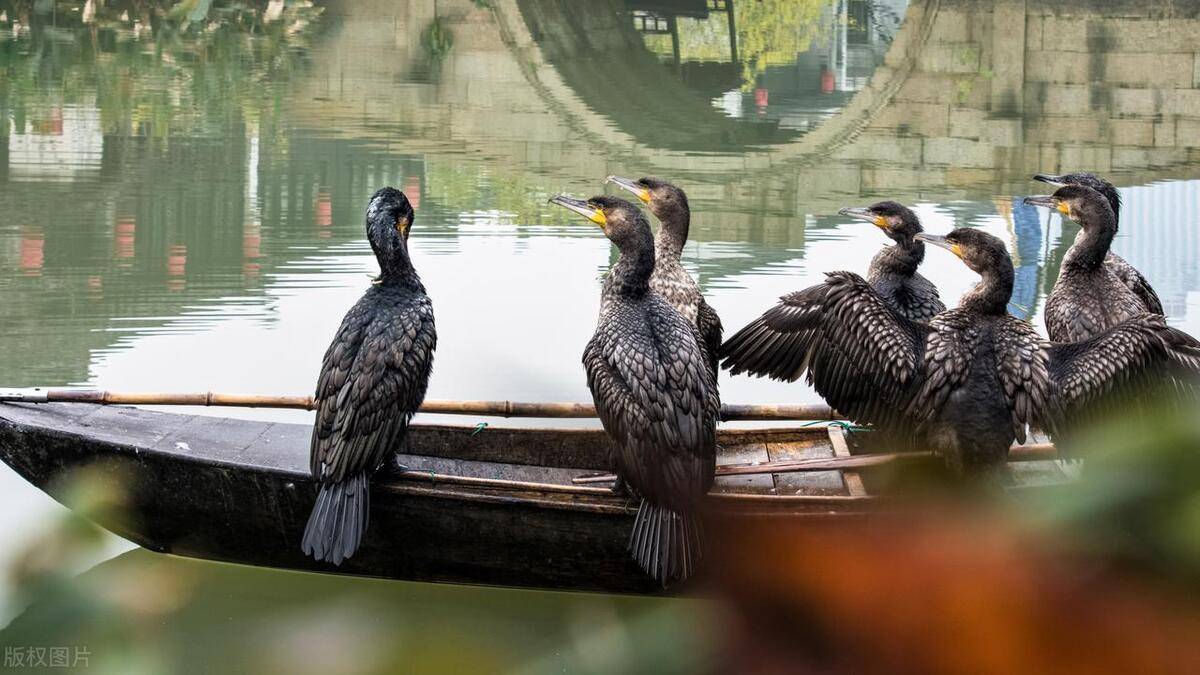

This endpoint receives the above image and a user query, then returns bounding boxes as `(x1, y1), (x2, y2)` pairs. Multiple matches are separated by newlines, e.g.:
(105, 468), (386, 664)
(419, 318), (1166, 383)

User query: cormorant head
(549, 193), (651, 249)
(838, 201), (922, 244)
(364, 187), (415, 269)
(605, 175), (689, 227)
(917, 228), (1011, 277)
(1023, 184), (1115, 231)
(1033, 172), (1121, 220)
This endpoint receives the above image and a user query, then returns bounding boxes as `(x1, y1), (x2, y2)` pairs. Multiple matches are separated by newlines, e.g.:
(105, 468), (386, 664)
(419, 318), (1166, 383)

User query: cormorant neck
(653, 203), (690, 259)
(960, 263), (1014, 316)
(607, 230), (656, 298)
(375, 244), (420, 287)
(1063, 222), (1115, 270)
(871, 237), (923, 278)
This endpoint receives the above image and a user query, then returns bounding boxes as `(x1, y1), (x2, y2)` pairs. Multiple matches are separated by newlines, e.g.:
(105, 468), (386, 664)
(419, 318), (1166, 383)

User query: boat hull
(0, 403), (863, 594)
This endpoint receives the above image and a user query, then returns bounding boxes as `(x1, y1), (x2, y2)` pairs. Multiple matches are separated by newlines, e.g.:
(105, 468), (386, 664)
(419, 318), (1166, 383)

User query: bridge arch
(490, 0), (942, 177)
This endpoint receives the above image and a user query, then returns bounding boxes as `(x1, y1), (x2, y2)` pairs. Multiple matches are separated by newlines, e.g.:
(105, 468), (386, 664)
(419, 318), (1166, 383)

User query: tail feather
(302, 473), (370, 565)
(629, 500), (704, 588)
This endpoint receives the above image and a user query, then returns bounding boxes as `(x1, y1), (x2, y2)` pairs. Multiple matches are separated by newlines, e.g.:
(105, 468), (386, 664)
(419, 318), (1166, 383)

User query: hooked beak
(1033, 173), (1067, 187)
(1022, 195), (1058, 208)
(605, 176), (650, 203)
(549, 194), (607, 227)
(915, 233), (964, 260)
(838, 206), (887, 230)
(396, 215), (410, 237)
(1023, 194), (1070, 216)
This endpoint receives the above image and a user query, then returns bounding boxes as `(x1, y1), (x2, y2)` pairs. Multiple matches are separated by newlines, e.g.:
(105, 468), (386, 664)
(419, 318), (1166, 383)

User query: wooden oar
(0, 388), (837, 422)
(571, 443), (1060, 483)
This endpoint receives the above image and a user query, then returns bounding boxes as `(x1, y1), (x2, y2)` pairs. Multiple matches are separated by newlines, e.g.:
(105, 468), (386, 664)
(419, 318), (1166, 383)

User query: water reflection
(0, 0), (1196, 395)
(632, 0), (905, 130)
(2, 0), (1200, 625)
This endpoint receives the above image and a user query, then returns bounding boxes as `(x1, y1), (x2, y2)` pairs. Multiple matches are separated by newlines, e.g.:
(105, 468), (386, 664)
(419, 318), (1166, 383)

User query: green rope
(799, 419), (870, 433)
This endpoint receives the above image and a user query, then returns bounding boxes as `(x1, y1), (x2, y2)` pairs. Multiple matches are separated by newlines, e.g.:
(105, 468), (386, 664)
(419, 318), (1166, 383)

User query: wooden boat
(0, 402), (1072, 594)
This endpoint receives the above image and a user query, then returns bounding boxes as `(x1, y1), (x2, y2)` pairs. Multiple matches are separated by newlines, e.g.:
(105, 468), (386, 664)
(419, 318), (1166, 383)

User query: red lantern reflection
(115, 215), (136, 267)
(19, 225), (44, 277)
(316, 189), (332, 238)
(243, 222), (262, 280)
(167, 244), (187, 291)
(404, 175), (421, 210)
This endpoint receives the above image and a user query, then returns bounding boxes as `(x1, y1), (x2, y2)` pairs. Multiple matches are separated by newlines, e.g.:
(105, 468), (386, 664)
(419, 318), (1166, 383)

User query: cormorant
(550, 193), (719, 586)
(1033, 172), (1163, 315)
(1025, 184), (1159, 343)
(605, 176), (723, 380)
(302, 187), (437, 565)
(726, 227), (1200, 471)
(719, 201), (944, 390)
(835, 201), (946, 321)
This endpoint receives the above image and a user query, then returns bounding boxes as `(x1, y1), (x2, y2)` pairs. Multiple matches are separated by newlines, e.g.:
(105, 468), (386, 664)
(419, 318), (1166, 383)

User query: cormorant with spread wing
(723, 227), (1199, 471)
(719, 201), (944, 388)
(1026, 183), (1161, 343)
(302, 188), (437, 565)
(1033, 172), (1163, 317)
(605, 176), (723, 380)
(550, 193), (718, 587)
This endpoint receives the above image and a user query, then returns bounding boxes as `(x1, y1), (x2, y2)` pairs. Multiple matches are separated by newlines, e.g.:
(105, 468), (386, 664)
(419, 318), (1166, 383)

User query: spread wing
(1107, 253), (1163, 315)
(1045, 314), (1200, 435)
(696, 297), (723, 380)
(718, 283), (826, 383)
(310, 292), (436, 483)
(584, 300), (718, 507)
(721, 271), (930, 430)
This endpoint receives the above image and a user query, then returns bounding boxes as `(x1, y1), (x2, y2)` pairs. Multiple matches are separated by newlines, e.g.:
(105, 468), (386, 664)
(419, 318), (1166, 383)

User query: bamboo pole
(572, 443), (1060, 482)
(394, 468), (872, 505)
(0, 388), (837, 422)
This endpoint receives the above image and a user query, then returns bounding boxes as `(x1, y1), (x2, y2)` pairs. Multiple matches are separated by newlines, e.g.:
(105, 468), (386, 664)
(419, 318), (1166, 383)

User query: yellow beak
(915, 233), (964, 260)
(549, 195), (607, 227)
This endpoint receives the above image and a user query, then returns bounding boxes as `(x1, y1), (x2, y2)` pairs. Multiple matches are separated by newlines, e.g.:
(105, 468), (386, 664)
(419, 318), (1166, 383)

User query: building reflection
(629, 0), (905, 131)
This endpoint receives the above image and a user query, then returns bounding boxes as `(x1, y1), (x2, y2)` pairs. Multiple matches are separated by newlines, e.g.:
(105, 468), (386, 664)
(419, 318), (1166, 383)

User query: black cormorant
(726, 227), (1200, 471)
(835, 201), (945, 321)
(1033, 172), (1163, 315)
(1025, 184), (1158, 343)
(719, 201), (944, 389)
(550, 193), (719, 586)
(605, 176), (723, 380)
(302, 187), (437, 565)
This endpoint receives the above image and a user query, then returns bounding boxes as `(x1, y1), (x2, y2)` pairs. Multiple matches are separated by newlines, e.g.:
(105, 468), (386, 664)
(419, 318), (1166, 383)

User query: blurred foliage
(705, 405), (1200, 674)
(1017, 405), (1200, 588)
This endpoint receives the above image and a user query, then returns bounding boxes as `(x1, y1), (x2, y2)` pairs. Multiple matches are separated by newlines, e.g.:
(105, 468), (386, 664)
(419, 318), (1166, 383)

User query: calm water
(3, 0), (1200, 664)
